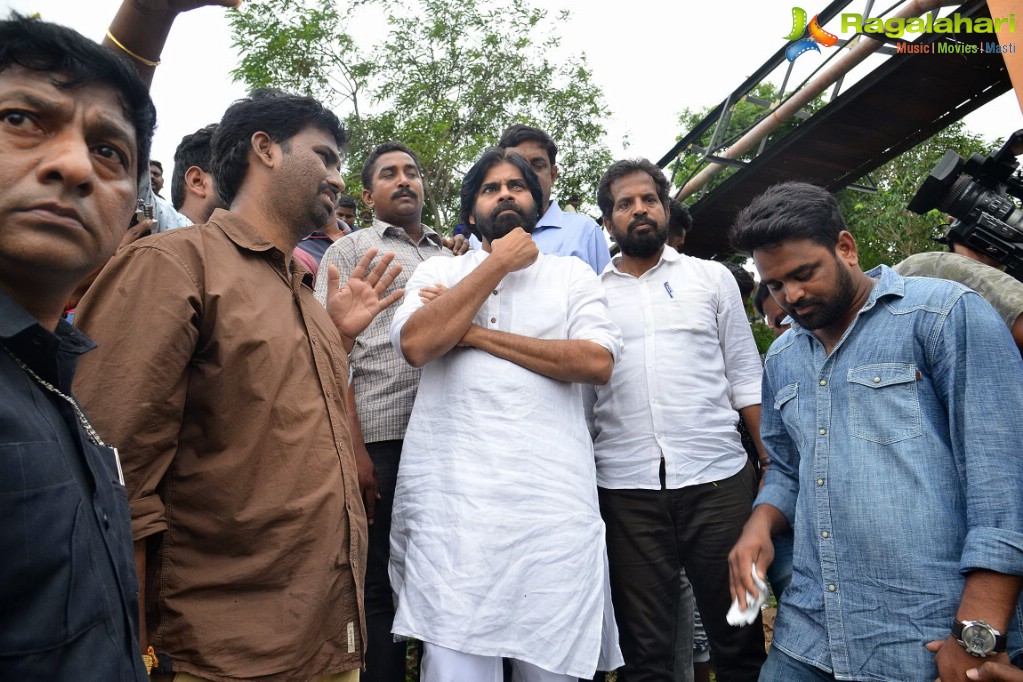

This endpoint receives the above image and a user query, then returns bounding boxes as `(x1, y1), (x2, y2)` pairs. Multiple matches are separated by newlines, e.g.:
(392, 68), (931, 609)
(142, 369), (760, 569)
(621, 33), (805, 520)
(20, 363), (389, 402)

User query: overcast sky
(6, 0), (1021, 189)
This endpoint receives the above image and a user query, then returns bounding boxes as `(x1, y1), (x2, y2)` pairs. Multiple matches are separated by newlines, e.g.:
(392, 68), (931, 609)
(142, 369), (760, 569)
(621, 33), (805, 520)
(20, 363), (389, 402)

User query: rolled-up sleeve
(716, 268), (762, 410)
(935, 292), (1023, 576)
(565, 259), (622, 362)
(74, 243), (201, 541)
(389, 256), (439, 356)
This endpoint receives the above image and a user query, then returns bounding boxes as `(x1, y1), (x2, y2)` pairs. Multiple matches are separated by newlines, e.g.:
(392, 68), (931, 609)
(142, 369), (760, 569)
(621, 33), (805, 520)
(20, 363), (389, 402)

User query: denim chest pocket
(773, 382), (802, 451)
(847, 364), (923, 444)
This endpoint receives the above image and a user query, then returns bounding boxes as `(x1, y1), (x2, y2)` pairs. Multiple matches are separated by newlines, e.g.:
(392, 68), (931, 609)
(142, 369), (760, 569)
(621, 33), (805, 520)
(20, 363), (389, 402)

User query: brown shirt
(74, 210), (366, 682)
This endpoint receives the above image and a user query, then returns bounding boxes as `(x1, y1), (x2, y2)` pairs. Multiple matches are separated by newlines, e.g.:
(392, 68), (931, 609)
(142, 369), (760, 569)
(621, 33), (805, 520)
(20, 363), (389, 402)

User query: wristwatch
(952, 619), (1006, 657)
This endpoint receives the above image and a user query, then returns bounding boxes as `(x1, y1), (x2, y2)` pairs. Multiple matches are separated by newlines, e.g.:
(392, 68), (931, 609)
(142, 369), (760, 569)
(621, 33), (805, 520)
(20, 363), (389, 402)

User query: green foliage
(751, 320), (776, 355)
(669, 82), (827, 195)
(837, 122), (997, 269)
(229, 0), (613, 232)
(669, 81), (999, 269)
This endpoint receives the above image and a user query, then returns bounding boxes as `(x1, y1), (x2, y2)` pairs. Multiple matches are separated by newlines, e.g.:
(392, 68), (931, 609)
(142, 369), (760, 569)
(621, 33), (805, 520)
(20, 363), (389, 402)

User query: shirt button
(828, 584), (837, 592)
(819, 379), (827, 386)
(103, 513), (110, 528)
(821, 531), (830, 538)
(873, 376), (881, 383)
(490, 317), (497, 323)
(817, 478), (825, 486)
(492, 290), (499, 296)
(818, 428), (827, 435)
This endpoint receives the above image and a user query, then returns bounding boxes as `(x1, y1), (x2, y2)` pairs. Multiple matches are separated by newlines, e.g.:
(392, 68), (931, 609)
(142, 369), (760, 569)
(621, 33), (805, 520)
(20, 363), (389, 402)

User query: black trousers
(598, 461), (766, 682)
(364, 440), (407, 682)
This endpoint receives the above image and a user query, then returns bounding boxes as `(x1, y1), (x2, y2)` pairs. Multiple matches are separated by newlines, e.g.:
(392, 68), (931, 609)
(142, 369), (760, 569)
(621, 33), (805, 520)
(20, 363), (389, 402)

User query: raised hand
(325, 248), (404, 350)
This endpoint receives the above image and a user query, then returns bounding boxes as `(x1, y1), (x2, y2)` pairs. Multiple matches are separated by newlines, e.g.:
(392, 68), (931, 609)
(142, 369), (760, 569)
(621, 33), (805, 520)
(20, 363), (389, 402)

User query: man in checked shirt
(315, 141), (466, 682)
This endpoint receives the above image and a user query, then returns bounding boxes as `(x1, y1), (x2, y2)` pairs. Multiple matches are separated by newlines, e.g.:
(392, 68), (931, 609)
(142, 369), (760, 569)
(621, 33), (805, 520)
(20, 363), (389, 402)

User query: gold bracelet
(105, 29), (161, 67)
(142, 645), (159, 675)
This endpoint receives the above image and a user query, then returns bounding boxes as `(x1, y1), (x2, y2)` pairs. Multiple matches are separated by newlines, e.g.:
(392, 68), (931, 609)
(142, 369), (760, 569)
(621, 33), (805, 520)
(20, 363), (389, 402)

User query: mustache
(786, 298), (821, 313)
(391, 187), (418, 201)
(490, 200), (527, 221)
(318, 182), (339, 204)
(628, 215), (658, 231)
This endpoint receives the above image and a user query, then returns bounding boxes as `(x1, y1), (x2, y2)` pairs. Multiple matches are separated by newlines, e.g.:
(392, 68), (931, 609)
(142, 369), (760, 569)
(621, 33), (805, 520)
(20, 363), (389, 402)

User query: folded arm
(460, 325), (613, 384)
(399, 228), (536, 366)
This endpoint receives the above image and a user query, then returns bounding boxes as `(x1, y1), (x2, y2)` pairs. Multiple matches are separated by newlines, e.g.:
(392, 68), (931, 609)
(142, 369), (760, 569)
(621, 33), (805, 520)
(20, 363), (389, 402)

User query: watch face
(962, 623), (997, 656)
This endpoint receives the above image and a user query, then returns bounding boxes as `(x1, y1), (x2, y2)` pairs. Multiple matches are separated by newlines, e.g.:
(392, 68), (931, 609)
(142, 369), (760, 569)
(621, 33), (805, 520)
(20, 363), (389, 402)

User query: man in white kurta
(388, 148), (624, 681)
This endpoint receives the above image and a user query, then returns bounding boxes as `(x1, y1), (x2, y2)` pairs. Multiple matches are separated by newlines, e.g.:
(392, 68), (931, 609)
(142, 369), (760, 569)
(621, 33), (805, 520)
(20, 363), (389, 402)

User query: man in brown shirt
(74, 89), (403, 682)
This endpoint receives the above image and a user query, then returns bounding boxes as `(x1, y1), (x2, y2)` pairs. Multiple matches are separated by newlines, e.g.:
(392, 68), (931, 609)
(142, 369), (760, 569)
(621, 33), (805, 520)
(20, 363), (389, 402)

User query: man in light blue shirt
(728, 182), (1023, 682)
(495, 124), (610, 274)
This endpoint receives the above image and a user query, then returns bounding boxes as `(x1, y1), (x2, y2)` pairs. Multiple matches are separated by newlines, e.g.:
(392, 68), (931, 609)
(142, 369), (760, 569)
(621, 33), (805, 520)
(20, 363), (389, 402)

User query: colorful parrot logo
(785, 7), (839, 61)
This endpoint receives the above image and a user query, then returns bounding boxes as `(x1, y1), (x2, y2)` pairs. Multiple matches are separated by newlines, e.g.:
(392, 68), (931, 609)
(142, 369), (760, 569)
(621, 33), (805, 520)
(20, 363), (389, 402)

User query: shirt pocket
(655, 294), (714, 335)
(773, 382), (802, 451)
(847, 364), (923, 445)
(0, 441), (106, 654)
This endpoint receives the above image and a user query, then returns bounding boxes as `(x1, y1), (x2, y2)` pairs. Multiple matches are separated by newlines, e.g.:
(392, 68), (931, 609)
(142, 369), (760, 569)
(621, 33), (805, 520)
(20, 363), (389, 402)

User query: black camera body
(908, 130), (1023, 282)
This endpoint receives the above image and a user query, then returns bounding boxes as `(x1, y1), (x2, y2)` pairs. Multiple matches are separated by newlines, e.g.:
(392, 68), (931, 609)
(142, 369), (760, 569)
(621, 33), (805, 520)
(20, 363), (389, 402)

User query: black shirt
(0, 290), (145, 681)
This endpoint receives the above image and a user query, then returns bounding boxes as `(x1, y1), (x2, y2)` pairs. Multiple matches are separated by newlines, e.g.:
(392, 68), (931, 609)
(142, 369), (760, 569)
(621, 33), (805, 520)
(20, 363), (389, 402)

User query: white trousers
(421, 643), (576, 682)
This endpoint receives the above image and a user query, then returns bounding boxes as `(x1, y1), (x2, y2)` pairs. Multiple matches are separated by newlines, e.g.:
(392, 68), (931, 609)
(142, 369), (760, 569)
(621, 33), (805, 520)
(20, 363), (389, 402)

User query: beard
(475, 200), (539, 242)
(613, 214), (667, 259)
(782, 258), (857, 331)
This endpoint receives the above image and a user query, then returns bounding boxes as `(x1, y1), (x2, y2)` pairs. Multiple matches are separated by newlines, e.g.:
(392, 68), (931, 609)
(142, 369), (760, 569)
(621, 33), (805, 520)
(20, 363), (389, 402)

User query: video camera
(908, 130), (1023, 282)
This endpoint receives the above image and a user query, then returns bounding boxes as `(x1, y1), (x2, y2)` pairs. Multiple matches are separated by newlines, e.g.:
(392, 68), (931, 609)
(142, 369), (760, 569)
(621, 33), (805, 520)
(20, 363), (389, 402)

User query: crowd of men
(2, 2), (1022, 682)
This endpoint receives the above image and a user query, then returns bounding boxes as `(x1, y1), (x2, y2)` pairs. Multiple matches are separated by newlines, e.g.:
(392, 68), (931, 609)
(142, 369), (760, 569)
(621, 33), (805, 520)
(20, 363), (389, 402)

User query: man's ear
(836, 230), (860, 268)
(184, 166), (207, 197)
(361, 186), (375, 210)
(550, 163), (559, 185)
(251, 131), (276, 169)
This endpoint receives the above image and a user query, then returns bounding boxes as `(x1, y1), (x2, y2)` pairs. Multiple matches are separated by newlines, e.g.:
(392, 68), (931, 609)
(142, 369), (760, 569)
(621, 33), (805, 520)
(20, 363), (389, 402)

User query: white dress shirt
(388, 251), (624, 677)
(588, 247), (762, 490)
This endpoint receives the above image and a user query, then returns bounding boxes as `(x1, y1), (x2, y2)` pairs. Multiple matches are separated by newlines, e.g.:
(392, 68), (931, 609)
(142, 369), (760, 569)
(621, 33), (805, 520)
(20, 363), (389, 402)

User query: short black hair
(753, 281), (772, 317)
(731, 182), (846, 255)
(338, 195), (357, 210)
(171, 124), (217, 210)
(597, 158), (670, 219)
(668, 199), (692, 240)
(150, 160), (163, 172)
(722, 260), (755, 302)
(213, 88), (345, 206)
(0, 13), (156, 183)
(460, 147), (544, 227)
(361, 141), (422, 190)
(498, 124), (558, 166)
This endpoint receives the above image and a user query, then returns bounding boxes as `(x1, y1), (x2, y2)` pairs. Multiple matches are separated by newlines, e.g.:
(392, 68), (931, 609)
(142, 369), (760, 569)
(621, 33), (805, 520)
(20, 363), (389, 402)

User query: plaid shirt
(314, 219), (452, 443)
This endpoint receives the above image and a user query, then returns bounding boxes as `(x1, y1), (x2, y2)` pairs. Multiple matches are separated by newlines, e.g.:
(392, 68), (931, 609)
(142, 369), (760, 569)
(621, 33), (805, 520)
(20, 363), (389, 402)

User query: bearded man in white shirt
(587, 159), (767, 682)
(388, 147), (624, 682)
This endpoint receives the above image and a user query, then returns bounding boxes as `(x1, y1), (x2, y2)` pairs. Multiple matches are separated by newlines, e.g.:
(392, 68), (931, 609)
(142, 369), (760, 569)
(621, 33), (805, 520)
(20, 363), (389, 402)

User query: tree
(670, 82), (999, 268)
(669, 82), (827, 196)
(229, 0), (613, 231)
(836, 122), (996, 269)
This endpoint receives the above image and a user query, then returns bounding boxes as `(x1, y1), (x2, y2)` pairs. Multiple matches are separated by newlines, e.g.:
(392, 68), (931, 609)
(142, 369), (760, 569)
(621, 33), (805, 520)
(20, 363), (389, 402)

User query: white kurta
(388, 251), (624, 678)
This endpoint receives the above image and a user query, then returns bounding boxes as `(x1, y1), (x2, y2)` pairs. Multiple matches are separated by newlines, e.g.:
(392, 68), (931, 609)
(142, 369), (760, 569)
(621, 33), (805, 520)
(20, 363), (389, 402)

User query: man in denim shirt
(728, 182), (1023, 682)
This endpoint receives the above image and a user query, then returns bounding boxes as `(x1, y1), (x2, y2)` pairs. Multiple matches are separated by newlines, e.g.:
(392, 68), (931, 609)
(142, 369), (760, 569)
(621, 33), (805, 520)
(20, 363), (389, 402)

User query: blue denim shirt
(756, 265), (1023, 681)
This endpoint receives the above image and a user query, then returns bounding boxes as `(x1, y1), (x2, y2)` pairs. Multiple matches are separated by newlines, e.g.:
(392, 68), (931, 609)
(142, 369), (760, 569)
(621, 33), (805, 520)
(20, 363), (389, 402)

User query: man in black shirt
(0, 14), (156, 681)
